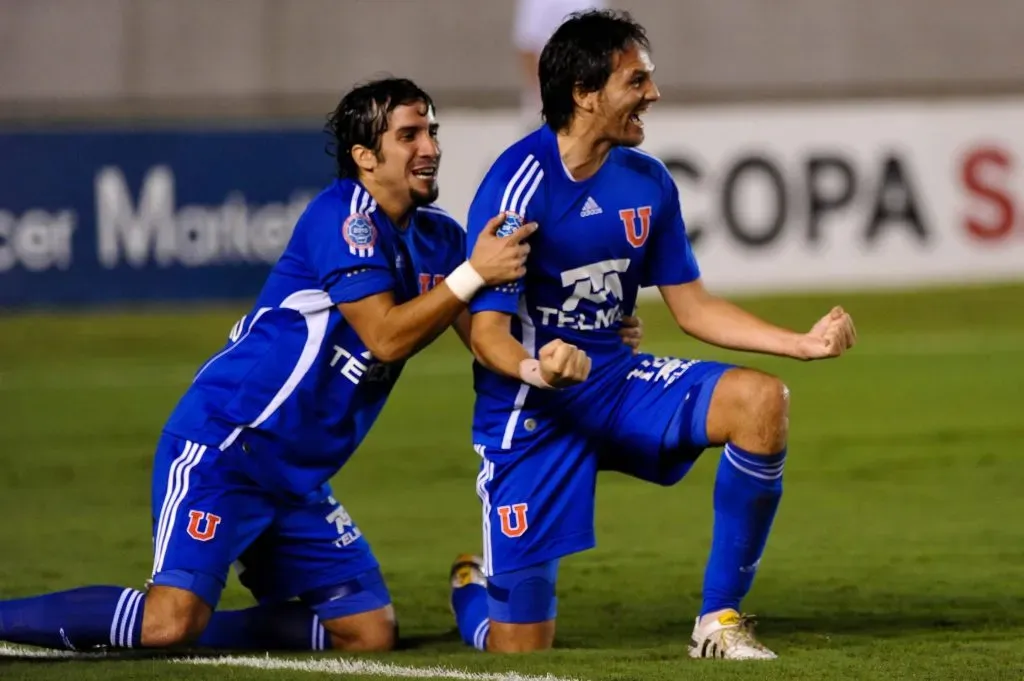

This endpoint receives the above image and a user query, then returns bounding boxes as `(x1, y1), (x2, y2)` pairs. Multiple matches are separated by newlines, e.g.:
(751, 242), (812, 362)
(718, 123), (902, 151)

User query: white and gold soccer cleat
(448, 553), (487, 613)
(688, 610), (777, 660)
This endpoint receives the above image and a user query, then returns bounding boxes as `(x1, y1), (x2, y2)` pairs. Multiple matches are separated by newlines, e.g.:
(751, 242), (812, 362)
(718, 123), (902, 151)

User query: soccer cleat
(449, 553), (486, 614)
(449, 554), (486, 590)
(687, 610), (777, 660)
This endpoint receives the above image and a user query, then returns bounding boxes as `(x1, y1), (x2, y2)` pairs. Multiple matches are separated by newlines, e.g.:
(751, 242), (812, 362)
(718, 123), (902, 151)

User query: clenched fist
(618, 315), (644, 354)
(538, 339), (591, 388)
(795, 306), (857, 360)
(469, 212), (538, 286)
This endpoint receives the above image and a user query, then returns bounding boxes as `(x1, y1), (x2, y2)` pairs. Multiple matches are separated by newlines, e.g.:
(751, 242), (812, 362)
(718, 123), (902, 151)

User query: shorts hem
(488, 530), (594, 576)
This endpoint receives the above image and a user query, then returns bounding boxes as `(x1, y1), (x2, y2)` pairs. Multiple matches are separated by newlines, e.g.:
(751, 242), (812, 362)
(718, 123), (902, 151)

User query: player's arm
(660, 280), (855, 360)
(470, 310), (590, 389)
(339, 214), (534, 363)
(644, 172), (855, 361)
(452, 310), (473, 352)
(313, 207), (528, 369)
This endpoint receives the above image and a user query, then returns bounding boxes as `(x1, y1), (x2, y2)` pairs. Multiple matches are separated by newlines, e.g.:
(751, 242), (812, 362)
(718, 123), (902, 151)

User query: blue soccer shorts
(148, 433), (389, 620)
(475, 354), (733, 621)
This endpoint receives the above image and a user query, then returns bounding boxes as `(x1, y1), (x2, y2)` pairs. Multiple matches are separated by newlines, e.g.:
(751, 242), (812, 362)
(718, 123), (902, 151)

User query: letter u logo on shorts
(497, 503), (529, 538)
(186, 510), (222, 542)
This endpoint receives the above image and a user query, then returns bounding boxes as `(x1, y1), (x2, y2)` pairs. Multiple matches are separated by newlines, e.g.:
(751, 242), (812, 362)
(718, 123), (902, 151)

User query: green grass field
(1, 283), (1022, 680)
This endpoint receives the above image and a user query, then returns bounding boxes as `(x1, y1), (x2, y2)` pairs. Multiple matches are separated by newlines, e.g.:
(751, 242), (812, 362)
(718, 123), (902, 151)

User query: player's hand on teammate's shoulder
(469, 211), (538, 285)
(795, 306), (857, 360)
(538, 339), (591, 388)
(618, 315), (644, 354)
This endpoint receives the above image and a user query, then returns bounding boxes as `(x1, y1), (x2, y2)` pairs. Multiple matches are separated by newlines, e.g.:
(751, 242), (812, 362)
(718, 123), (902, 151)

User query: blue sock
(452, 584), (489, 651)
(0, 586), (145, 650)
(198, 602), (329, 651)
(701, 443), (785, 616)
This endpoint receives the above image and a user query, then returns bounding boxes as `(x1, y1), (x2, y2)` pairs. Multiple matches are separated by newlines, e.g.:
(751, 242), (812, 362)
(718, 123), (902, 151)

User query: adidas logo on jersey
(580, 196), (603, 217)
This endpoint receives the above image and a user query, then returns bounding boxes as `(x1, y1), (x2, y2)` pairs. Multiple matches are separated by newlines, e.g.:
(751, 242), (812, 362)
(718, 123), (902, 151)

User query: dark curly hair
(539, 9), (650, 132)
(325, 77), (435, 179)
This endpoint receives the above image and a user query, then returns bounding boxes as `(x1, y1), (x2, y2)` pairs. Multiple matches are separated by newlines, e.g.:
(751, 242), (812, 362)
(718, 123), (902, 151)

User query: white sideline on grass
(0, 643), (581, 681)
(179, 654), (581, 681)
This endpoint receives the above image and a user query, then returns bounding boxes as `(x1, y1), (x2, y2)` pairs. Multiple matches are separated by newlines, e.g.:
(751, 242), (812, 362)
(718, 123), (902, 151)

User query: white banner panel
(434, 99), (1024, 295)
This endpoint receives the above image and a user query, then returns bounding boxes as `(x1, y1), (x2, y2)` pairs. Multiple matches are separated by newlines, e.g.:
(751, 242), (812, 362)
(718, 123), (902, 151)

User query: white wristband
(445, 262), (485, 303)
(519, 358), (554, 389)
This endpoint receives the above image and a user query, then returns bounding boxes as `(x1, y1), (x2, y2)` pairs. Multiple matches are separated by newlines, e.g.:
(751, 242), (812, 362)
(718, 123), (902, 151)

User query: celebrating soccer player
(0, 77), (543, 654)
(449, 10), (856, 660)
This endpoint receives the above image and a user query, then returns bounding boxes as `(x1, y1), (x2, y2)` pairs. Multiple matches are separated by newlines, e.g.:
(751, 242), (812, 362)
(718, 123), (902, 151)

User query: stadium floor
(1, 283), (1022, 680)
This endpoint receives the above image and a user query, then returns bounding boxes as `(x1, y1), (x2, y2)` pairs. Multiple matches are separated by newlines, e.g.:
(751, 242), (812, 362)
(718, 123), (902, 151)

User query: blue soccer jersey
(163, 179), (466, 497)
(465, 126), (736, 584)
(467, 125), (701, 450)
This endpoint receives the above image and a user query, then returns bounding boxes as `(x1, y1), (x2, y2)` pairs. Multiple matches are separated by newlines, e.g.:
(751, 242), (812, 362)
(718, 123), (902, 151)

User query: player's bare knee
(713, 369), (789, 453)
(142, 614), (206, 648)
(487, 621), (555, 653)
(741, 372), (789, 452)
(324, 607), (397, 652)
(140, 586), (210, 648)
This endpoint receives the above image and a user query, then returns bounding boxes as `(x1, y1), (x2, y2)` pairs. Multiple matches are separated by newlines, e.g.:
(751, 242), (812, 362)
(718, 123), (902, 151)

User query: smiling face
(586, 41), (660, 147)
(362, 101), (441, 207)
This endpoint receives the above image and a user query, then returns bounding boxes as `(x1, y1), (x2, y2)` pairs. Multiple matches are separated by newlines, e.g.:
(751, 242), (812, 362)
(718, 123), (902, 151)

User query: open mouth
(629, 109), (647, 129)
(412, 166), (437, 180)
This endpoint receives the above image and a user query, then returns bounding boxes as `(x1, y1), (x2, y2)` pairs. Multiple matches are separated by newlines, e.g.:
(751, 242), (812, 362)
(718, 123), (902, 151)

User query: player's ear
(573, 85), (598, 116)
(351, 144), (378, 173)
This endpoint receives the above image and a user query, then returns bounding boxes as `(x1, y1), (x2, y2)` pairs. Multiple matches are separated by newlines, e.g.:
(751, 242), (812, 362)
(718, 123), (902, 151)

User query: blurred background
(1, 3), (1024, 677)
(1, 0), (1023, 306)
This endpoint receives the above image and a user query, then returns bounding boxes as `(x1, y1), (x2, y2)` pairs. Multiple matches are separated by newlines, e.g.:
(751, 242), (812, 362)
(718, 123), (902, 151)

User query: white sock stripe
(152, 441), (199, 575)
(311, 615), (320, 650)
(124, 591), (144, 648)
(472, 619), (489, 650)
(117, 590), (142, 648)
(723, 447), (784, 481)
(154, 445), (208, 573)
(108, 588), (132, 647)
(724, 444), (786, 473)
(475, 622), (490, 651)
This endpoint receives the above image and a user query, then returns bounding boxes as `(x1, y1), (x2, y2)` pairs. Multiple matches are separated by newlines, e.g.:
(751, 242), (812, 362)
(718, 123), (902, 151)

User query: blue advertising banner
(0, 129), (335, 308)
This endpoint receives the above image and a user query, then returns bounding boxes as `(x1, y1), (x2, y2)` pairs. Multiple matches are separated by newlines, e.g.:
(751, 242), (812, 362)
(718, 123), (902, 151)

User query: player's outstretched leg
(0, 586), (148, 650)
(450, 554), (490, 651)
(689, 367), (789, 661)
(0, 583), (211, 651)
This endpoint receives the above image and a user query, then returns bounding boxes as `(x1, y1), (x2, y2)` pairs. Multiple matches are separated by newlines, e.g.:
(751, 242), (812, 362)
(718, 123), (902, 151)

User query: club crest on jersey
(342, 213), (377, 258)
(497, 211), (524, 237)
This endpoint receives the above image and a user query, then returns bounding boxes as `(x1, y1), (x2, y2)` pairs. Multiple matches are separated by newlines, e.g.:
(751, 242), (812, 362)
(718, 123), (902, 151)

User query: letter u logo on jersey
(186, 510), (222, 542)
(619, 206), (652, 248)
(497, 503), (529, 538)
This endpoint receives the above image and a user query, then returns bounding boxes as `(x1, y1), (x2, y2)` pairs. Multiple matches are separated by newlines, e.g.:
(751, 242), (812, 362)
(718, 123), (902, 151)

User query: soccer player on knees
(448, 10), (857, 660)
(0, 78), (547, 654)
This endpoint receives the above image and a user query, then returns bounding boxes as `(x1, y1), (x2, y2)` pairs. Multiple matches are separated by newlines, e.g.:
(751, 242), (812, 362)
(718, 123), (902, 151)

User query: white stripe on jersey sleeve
(218, 289), (333, 450)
